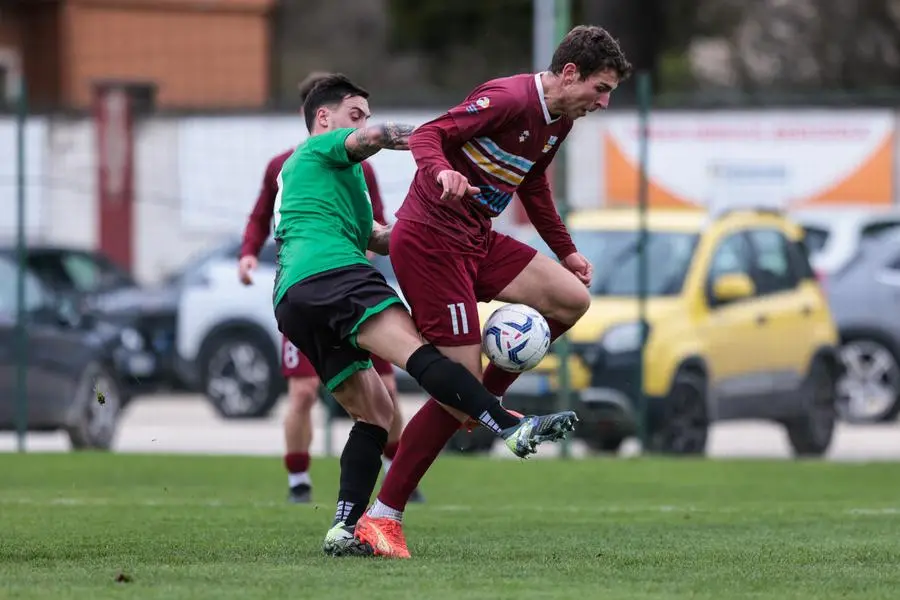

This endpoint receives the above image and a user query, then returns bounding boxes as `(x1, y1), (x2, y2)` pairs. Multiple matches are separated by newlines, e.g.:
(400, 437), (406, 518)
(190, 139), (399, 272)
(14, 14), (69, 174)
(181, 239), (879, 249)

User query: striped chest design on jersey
(458, 87), (568, 215)
(460, 122), (564, 215)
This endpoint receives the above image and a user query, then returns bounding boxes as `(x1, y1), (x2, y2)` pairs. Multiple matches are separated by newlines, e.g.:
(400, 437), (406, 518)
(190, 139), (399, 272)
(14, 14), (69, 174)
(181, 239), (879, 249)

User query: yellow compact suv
(464, 207), (841, 457)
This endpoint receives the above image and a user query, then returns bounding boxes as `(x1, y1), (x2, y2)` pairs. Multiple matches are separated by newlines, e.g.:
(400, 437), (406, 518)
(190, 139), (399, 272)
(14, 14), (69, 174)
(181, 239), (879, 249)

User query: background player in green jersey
(272, 75), (578, 557)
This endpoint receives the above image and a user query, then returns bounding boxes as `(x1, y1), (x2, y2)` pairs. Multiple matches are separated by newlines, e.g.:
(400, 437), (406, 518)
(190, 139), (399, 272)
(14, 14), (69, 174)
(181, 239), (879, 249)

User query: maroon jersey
(398, 73), (576, 259)
(240, 149), (385, 257)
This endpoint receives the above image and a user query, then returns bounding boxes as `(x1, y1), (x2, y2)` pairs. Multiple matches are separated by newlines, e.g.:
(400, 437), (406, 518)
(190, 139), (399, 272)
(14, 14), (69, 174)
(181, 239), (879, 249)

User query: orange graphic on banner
(604, 135), (694, 208)
(797, 133), (894, 206)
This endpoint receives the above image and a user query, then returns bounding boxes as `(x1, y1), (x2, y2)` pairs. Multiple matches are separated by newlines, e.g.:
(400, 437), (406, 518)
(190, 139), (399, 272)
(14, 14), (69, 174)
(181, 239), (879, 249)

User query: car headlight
(119, 327), (145, 351)
(600, 322), (647, 354)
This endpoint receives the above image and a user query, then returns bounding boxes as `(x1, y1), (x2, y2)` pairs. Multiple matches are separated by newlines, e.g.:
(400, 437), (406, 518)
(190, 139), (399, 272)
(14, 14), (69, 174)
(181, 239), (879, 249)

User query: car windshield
(0, 256), (52, 316)
(528, 229), (699, 297)
(861, 221), (900, 241)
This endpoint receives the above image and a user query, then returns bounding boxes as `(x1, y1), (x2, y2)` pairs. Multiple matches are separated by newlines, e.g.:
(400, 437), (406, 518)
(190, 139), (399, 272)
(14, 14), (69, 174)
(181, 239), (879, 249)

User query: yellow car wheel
(648, 370), (709, 455)
(784, 359), (837, 457)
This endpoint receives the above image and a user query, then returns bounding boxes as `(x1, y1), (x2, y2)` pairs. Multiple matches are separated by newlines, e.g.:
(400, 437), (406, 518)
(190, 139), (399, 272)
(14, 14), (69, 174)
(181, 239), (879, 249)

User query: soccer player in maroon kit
(238, 72), (422, 504)
(355, 26), (631, 557)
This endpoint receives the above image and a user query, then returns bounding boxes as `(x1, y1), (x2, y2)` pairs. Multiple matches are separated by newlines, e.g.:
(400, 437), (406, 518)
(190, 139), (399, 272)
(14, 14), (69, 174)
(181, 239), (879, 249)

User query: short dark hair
(549, 25), (633, 81)
(297, 71), (333, 103)
(301, 74), (369, 133)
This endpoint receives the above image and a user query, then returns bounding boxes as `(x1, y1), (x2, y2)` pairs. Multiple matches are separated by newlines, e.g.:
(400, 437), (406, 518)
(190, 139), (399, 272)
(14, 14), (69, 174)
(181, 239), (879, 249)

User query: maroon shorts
(390, 219), (537, 346)
(280, 336), (393, 379)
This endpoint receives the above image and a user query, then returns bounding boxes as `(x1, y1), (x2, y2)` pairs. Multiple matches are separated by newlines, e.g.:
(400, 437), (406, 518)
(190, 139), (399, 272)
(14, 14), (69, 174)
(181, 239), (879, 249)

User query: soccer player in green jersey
(273, 74), (579, 556)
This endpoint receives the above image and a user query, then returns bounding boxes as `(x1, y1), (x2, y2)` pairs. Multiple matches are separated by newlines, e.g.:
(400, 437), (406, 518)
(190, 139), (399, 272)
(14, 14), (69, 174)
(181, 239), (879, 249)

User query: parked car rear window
(861, 221), (900, 240)
(802, 227), (829, 254)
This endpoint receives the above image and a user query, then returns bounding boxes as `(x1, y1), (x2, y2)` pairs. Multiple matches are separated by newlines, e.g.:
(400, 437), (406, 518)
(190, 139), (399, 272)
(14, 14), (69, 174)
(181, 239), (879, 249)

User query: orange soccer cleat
(355, 513), (411, 559)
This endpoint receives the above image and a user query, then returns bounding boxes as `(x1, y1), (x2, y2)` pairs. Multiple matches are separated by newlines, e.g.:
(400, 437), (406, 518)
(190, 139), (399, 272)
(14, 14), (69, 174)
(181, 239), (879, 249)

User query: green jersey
(272, 128), (373, 308)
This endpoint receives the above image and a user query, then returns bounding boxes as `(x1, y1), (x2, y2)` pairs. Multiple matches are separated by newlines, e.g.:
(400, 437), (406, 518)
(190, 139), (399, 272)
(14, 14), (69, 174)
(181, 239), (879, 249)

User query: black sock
(405, 345), (521, 434)
(335, 421), (388, 528)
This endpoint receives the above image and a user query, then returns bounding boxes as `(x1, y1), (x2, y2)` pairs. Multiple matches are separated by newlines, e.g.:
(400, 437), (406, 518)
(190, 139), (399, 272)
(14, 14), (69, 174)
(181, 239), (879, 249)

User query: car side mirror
(51, 293), (95, 329)
(54, 295), (79, 328)
(712, 273), (755, 304)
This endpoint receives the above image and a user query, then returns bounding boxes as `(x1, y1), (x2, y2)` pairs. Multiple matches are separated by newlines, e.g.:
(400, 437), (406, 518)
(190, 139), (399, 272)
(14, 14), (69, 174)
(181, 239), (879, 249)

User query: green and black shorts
(275, 264), (404, 391)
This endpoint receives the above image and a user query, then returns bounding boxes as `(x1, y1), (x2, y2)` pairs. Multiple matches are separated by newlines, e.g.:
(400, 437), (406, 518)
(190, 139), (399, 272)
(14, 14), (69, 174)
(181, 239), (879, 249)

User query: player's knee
(288, 377), (318, 413)
(547, 278), (591, 323)
(566, 284), (591, 319)
(350, 393), (393, 431)
(369, 392), (395, 431)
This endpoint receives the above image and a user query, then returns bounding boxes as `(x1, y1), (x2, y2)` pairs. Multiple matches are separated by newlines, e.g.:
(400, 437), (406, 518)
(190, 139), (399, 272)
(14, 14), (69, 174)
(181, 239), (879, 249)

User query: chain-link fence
(2, 0), (900, 456)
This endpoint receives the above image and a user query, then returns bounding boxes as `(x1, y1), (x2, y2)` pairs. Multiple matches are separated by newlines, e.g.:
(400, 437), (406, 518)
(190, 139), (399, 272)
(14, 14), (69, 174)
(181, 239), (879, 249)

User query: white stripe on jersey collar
(534, 72), (560, 125)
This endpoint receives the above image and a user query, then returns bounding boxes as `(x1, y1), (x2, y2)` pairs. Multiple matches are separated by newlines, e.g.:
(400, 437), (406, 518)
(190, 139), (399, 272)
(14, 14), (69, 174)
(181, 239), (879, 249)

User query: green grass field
(1, 454), (899, 600)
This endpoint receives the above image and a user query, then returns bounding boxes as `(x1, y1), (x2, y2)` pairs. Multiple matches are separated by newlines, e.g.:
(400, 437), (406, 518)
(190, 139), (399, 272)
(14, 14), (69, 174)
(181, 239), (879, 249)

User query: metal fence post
(635, 71), (652, 453)
(14, 77), (29, 453)
(550, 0), (573, 458)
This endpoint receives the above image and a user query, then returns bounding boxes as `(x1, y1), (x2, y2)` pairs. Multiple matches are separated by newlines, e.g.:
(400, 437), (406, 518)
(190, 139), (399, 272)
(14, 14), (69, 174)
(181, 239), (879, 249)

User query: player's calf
(404, 346), (578, 457)
(284, 375), (319, 502)
(325, 370), (394, 538)
(358, 311), (518, 429)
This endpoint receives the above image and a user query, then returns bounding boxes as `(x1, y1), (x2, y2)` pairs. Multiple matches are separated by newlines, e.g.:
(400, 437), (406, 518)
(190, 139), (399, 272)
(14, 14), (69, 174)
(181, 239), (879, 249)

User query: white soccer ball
(482, 303), (551, 373)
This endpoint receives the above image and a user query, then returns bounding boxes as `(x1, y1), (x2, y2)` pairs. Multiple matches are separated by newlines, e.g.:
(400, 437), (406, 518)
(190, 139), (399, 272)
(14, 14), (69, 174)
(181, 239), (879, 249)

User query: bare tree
(688, 0), (900, 92)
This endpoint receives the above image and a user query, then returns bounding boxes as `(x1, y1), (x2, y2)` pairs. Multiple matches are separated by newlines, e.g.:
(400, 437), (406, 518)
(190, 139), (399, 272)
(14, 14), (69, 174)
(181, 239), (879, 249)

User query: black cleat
(502, 411), (579, 458)
(408, 487), (426, 504)
(323, 521), (374, 557)
(288, 483), (312, 504)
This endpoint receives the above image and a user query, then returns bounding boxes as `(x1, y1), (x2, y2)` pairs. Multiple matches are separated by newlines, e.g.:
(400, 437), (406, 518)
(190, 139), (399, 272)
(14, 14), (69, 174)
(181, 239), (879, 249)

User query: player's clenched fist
(562, 252), (593, 287)
(437, 170), (480, 202)
(238, 255), (258, 285)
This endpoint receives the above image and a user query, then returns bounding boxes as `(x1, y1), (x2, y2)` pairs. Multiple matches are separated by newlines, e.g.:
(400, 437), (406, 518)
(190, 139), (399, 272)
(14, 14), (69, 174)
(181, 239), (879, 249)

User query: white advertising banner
(603, 110), (896, 210)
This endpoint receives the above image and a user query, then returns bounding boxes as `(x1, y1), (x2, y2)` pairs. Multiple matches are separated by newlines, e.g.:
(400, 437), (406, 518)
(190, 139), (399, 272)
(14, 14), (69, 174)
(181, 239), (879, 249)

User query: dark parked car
(0, 245), (180, 393)
(0, 254), (135, 449)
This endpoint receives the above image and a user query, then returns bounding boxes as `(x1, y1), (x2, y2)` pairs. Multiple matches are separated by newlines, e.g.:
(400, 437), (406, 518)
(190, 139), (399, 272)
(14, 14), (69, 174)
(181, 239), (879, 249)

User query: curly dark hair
(549, 25), (633, 81)
(301, 73), (369, 133)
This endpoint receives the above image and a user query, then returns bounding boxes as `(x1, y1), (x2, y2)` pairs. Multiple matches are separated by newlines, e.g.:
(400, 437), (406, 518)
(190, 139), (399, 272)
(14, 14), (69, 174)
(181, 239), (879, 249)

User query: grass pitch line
(2, 496), (900, 518)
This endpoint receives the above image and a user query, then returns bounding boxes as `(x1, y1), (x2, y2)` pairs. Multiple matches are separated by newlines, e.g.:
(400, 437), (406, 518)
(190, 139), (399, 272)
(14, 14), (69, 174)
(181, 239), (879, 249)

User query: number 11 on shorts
(447, 302), (469, 336)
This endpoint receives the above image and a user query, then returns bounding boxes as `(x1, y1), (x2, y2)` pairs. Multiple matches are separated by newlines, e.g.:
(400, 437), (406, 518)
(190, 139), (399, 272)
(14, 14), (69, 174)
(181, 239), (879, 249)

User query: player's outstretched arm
(345, 123), (416, 162)
(368, 222), (392, 255)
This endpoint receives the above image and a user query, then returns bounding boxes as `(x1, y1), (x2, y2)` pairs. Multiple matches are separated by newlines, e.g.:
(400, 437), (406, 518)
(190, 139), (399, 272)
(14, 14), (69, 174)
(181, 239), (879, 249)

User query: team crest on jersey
(542, 135), (559, 153)
(466, 96), (491, 113)
(519, 130), (530, 142)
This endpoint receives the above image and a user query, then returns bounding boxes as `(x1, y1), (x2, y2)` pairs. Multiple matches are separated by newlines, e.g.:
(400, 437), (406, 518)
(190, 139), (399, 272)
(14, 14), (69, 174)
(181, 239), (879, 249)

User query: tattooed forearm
(345, 123), (416, 162)
(346, 128), (380, 162)
(379, 122), (416, 149)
